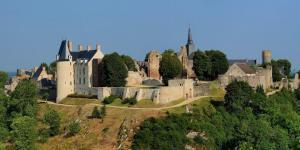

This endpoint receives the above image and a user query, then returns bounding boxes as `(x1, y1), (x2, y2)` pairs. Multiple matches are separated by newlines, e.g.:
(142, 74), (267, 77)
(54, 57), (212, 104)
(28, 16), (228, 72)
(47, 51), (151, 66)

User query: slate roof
(57, 40), (98, 62)
(235, 63), (256, 74)
(32, 66), (44, 80)
(228, 59), (257, 66)
(70, 50), (97, 61)
(57, 40), (72, 61)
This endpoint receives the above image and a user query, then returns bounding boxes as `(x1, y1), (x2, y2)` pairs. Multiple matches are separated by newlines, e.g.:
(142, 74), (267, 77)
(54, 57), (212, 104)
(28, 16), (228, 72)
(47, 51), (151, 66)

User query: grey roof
(235, 63), (256, 74)
(57, 40), (72, 61)
(57, 40), (98, 62)
(228, 59), (257, 66)
(70, 50), (97, 61)
(32, 66), (44, 80)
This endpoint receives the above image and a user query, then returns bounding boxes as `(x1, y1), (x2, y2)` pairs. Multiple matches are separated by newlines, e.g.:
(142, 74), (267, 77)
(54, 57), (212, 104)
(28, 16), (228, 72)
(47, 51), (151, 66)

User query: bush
(102, 95), (118, 104)
(91, 106), (101, 118)
(43, 109), (61, 136)
(194, 135), (205, 144)
(67, 120), (80, 136)
(122, 97), (137, 105)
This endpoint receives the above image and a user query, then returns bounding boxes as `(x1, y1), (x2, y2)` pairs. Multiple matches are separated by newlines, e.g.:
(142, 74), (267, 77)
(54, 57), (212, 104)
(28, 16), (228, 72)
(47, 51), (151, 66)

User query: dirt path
(39, 96), (213, 110)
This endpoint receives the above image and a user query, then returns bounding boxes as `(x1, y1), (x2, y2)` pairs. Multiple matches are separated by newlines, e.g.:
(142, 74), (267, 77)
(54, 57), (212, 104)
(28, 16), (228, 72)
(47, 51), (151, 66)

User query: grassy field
(36, 103), (165, 150)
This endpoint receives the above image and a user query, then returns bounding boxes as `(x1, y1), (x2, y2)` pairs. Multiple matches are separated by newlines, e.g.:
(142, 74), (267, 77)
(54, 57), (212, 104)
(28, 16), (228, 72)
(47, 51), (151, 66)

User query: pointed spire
(187, 25), (193, 44)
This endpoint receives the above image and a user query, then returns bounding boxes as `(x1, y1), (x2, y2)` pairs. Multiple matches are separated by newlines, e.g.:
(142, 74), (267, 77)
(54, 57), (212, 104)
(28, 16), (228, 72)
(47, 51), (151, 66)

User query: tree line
(132, 80), (300, 149)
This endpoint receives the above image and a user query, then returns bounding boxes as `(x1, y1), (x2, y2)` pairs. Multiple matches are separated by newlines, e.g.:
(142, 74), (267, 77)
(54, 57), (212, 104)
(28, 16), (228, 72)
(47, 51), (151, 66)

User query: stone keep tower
(147, 51), (161, 80)
(262, 50), (273, 88)
(56, 40), (75, 102)
(262, 50), (272, 64)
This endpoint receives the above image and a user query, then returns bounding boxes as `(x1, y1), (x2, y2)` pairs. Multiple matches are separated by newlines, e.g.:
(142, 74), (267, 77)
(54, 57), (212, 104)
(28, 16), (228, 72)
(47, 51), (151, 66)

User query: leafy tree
(224, 80), (254, 112)
(277, 59), (291, 77)
(0, 71), (8, 88)
(49, 61), (57, 75)
(100, 52), (128, 87)
(205, 50), (229, 80)
(193, 50), (210, 80)
(159, 50), (182, 85)
(8, 80), (38, 118)
(43, 109), (61, 136)
(295, 88), (300, 100)
(67, 120), (80, 136)
(271, 60), (282, 82)
(10, 116), (37, 150)
(91, 106), (101, 118)
(121, 55), (137, 71)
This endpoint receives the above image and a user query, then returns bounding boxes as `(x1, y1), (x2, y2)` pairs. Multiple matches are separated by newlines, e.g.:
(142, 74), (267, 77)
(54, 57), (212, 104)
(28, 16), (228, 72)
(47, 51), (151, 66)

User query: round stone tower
(56, 40), (75, 102)
(262, 50), (272, 64)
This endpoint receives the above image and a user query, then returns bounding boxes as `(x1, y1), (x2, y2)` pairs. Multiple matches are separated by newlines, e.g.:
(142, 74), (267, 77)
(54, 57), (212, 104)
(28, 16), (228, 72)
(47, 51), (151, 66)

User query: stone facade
(218, 61), (273, 90)
(147, 51), (161, 80)
(97, 79), (198, 104)
(56, 40), (104, 102)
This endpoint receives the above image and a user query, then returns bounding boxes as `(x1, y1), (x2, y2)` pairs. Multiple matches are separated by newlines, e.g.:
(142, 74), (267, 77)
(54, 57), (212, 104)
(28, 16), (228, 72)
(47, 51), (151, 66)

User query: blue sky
(0, 0), (299, 72)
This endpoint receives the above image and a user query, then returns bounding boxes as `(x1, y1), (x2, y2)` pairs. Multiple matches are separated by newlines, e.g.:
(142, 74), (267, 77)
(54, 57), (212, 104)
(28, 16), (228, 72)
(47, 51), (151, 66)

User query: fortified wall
(96, 79), (211, 104)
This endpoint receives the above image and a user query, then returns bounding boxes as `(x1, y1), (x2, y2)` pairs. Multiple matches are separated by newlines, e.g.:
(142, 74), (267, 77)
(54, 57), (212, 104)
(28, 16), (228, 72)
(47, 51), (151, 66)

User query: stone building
(56, 40), (104, 102)
(177, 27), (196, 79)
(147, 51), (161, 80)
(218, 50), (273, 90)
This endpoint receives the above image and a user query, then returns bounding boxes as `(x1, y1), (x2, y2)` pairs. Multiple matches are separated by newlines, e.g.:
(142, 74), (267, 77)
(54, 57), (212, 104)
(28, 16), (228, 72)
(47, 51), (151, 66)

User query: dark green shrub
(194, 135), (205, 144)
(122, 97), (137, 105)
(91, 106), (101, 118)
(102, 95), (118, 104)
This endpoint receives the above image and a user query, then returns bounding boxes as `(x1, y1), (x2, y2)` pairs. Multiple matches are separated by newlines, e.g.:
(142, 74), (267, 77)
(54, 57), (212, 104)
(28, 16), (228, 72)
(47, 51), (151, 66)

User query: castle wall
(148, 51), (160, 80)
(158, 86), (184, 104)
(56, 61), (75, 102)
(193, 83), (211, 97)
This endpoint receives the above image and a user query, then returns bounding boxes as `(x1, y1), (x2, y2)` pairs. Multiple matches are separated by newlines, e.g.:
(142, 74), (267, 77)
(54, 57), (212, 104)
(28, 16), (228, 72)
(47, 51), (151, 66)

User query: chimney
(78, 44), (83, 52)
(96, 44), (101, 51)
(87, 45), (92, 51)
(67, 40), (73, 51)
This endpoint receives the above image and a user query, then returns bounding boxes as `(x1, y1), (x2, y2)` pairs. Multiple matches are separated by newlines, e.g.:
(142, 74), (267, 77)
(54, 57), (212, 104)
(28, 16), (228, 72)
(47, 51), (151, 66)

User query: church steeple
(186, 26), (196, 56)
(187, 26), (193, 45)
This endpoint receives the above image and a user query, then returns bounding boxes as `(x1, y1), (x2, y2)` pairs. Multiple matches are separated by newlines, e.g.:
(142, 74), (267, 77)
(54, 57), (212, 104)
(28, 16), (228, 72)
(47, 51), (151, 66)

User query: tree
(121, 55), (137, 71)
(91, 106), (101, 118)
(159, 50), (182, 85)
(43, 109), (61, 136)
(271, 60), (282, 82)
(0, 71), (8, 88)
(205, 50), (229, 80)
(100, 52), (128, 87)
(67, 120), (80, 136)
(224, 80), (254, 112)
(11, 116), (37, 150)
(49, 61), (57, 75)
(193, 50), (210, 80)
(8, 80), (38, 118)
(277, 59), (291, 77)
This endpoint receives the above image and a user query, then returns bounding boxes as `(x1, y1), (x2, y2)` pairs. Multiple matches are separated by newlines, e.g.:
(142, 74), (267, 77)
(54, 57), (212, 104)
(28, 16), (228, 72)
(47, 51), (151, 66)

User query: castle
(55, 28), (276, 103)
(55, 28), (208, 103)
(56, 40), (104, 101)
(218, 50), (273, 90)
